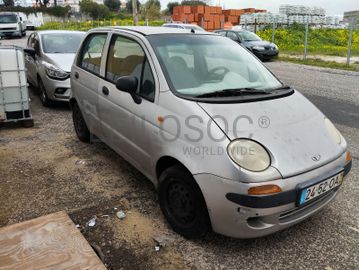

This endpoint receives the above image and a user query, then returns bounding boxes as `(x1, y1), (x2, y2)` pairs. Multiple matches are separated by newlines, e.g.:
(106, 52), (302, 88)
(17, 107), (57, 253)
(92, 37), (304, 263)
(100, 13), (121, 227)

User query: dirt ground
(0, 90), (194, 269)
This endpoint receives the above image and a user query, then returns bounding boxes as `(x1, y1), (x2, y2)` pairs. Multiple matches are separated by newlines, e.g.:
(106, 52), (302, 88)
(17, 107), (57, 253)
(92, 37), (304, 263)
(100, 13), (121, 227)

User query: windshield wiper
(196, 88), (270, 98)
(267, 85), (292, 91)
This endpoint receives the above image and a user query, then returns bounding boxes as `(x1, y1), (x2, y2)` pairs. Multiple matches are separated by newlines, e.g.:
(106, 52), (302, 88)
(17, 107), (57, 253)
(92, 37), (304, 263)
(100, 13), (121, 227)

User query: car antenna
(191, 29), (195, 34)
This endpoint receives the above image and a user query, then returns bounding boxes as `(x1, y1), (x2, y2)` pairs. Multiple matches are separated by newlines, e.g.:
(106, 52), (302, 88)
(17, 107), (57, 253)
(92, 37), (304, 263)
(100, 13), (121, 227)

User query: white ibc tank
(0, 46), (31, 121)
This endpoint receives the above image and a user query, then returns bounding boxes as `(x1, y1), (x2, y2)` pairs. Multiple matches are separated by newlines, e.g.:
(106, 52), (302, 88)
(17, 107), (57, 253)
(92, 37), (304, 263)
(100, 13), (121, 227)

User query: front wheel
(159, 165), (211, 239)
(72, 102), (90, 142)
(38, 78), (52, 107)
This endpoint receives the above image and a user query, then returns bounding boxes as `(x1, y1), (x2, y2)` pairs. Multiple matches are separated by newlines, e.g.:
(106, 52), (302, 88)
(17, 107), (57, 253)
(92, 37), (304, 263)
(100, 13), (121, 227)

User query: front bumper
(41, 75), (71, 102)
(253, 49), (279, 60)
(0, 30), (21, 37)
(194, 153), (351, 238)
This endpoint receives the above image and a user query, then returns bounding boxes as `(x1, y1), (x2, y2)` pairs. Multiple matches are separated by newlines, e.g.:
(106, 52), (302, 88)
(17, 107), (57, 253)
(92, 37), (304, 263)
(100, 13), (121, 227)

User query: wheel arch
(156, 156), (191, 181)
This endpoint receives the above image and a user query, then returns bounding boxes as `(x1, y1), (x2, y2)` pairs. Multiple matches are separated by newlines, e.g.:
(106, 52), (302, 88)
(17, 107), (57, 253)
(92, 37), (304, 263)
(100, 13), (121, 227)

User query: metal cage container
(0, 46), (33, 127)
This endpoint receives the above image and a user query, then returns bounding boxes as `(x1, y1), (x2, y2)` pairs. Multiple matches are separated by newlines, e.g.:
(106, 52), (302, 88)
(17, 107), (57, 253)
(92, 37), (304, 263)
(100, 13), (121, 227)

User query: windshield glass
(0, 14), (17, 24)
(42, 33), (85, 54)
(237, 31), (262, 41)
(147, 35), (282, 97)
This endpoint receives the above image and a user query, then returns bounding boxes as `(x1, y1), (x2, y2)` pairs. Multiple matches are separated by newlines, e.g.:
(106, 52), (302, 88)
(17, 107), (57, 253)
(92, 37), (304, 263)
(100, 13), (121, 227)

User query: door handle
(74, 72), (79, 79)
(102, 86), (109, 96)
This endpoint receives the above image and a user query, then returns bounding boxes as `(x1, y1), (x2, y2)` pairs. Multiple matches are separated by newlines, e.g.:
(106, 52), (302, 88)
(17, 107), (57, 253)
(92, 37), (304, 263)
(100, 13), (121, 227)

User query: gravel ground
(0, 36), (358, 270)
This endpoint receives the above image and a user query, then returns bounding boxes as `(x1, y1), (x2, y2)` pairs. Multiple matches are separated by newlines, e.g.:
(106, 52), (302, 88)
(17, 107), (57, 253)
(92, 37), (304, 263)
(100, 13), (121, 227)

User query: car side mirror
(116, 76), (141, 104)
(24, 48), (36, 59)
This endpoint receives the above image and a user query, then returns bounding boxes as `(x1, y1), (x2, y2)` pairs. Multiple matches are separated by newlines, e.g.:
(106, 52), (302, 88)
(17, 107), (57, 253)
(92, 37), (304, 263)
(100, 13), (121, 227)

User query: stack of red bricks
(173, 5), (224, 31)
(172, 5), (267, 31)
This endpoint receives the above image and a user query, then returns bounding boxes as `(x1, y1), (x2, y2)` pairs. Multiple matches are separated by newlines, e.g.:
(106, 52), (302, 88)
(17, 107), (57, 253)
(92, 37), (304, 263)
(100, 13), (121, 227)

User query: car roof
(91, 26), (213, 36)
(163, 23), (200, 27)
(0, 12), (19, 15)
(37, 30), (85, 35)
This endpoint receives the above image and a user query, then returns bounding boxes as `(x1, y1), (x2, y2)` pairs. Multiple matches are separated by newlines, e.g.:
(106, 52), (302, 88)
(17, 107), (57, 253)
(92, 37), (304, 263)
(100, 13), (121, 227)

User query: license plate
(299, 172), (344, 205)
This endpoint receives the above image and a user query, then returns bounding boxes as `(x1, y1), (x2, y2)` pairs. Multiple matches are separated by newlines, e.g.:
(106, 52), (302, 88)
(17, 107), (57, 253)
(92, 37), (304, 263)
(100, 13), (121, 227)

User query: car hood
(197, 91), (346, 178)
(244, 40), (273, 47)
(0, 23), (18, 29)
(44, 53), (76, 72)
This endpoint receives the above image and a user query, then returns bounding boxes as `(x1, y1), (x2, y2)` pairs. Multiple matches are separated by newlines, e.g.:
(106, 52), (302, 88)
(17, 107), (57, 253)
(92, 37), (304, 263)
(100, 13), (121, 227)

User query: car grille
(0, 28), (17, 31)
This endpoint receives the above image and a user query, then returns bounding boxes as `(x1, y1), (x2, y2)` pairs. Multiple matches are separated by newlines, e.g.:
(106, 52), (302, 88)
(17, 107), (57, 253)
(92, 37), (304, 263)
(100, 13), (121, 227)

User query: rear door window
(78, 33), (107, 76)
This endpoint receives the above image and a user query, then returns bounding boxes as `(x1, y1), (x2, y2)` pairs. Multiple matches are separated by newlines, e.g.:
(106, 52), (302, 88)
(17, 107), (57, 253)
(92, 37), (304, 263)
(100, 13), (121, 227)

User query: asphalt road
(0, 35), (358, 270)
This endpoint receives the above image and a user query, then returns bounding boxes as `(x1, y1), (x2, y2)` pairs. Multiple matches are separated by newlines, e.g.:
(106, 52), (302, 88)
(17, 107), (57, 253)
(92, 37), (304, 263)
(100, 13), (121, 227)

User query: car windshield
(147, 34), (282, 97)
(42, 33), (85, 54)
(0, 14), (17, 24)
(237, 31), (262, 41)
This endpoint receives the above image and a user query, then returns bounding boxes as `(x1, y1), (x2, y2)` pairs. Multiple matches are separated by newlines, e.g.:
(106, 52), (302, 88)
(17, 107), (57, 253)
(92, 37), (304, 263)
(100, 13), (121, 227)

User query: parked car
(25, 20), (36, 30)
(0, 12), (26, 38)
(214, 29), (279, 61)
(70, 26), (351, 239)
(163, 22), (206, 32)
(24, 30), (85, 106)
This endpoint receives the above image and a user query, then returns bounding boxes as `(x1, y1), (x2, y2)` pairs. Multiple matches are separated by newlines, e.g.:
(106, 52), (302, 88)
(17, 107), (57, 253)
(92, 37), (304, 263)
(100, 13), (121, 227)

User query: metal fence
(247, 18), (358, 66)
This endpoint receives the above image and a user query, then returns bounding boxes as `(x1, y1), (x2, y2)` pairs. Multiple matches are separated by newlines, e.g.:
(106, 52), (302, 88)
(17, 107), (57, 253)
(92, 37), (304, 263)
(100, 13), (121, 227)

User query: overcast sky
(157, 0), (359, 16)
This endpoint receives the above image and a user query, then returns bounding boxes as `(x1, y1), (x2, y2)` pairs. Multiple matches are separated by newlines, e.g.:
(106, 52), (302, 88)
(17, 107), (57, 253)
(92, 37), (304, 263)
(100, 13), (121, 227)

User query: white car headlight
(252, 46), (266, 51)
(42, 61), (69, 80)
(324, 118), (341, 144)
(227, 139), (271, 172)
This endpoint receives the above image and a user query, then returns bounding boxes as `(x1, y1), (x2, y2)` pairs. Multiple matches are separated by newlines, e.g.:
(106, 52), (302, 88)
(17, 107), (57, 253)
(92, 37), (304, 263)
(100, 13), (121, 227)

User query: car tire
(72, 102), (91, 143)
(158, 165), (211, 239)
(38, 77), (52, 107)
(21, 119), (34, 128)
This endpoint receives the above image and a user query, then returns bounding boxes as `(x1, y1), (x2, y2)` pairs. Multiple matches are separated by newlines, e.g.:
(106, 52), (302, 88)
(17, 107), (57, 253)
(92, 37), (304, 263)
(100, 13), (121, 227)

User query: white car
(0, 12), (26, 38)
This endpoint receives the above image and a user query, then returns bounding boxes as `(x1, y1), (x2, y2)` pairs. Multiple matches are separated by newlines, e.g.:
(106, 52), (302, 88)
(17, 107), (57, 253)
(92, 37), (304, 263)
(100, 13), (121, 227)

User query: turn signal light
(346, 150), (351, 163)
(248, 185), (282, 196)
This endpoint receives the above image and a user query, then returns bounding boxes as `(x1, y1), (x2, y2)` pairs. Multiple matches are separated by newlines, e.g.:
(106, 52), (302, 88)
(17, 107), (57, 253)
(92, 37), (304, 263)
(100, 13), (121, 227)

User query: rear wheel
(38, 77), (52, 107)
(159, 165), (211, 239)
(72, 102), (90, 142)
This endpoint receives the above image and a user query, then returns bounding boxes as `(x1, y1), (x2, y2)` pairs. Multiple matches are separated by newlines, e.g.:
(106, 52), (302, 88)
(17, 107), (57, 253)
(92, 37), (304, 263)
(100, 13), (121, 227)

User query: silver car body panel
(71, 27), (351, 238)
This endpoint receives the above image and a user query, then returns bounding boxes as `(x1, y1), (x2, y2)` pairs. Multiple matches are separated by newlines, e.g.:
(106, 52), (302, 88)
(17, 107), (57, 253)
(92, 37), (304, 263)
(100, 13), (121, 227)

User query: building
(344, 10), (359, 25)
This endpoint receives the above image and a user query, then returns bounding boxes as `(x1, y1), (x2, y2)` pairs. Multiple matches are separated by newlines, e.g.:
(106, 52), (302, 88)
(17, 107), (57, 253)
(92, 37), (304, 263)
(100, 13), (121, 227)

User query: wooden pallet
(0, 211), (106, 270)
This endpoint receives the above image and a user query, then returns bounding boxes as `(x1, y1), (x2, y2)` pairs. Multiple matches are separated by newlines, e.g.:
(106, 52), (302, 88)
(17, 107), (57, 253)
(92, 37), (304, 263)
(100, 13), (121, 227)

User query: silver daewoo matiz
(70, 27), (352, 239)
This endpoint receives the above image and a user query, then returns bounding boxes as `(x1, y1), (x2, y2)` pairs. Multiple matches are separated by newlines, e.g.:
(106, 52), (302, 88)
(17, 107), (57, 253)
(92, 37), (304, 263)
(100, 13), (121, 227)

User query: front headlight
(42, 61), (69, 80)
(252, 46), (266, 51)
(324, 118), (341, 144)
(227, 139), (271, 172)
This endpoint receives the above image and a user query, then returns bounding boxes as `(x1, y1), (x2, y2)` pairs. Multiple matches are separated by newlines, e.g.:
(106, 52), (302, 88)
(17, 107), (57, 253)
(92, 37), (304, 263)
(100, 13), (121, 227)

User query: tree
(80, 0), (109, 19)
(181, 0), (207, 6)
(35, 0), (50, 7)
(104, 0), (120, 12)
(126, 0), (140, 14)
(166, 1), (180, 15)
(141, 0), (161, 20)
(3, 0), (14, 6)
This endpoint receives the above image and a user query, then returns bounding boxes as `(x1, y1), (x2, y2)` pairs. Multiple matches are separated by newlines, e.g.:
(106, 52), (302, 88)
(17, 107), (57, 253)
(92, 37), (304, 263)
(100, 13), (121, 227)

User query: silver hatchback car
(70, 27), (352, 239)
(24, 30), (85, 106)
